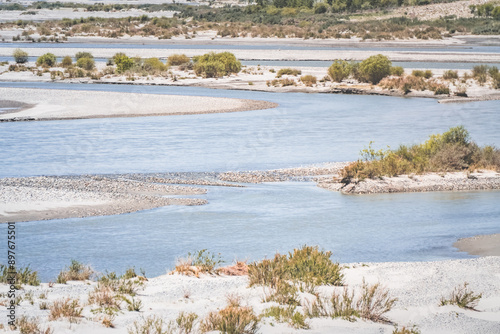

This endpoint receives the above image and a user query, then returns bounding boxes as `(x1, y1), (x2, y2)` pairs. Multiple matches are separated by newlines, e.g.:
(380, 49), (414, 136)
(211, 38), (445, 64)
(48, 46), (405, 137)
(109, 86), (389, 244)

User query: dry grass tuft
(49, 298), (83, 323)
(440, 282), (482, 310)
(218, 261), (249, 276)
(200, 304), (259, 334)
(15, 316), (53, 334)
(56, 260), (94, 284)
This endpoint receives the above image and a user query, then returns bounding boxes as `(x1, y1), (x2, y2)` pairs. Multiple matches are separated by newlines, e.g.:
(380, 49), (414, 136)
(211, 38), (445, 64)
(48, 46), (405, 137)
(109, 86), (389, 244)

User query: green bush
(76, 57), (95, 70)
(390, 66), (404, 76)
(314, 2), (328, 13)
(340, 126), (500, 182)
(328, 60), (351, 82)
(472, 64), (489, 84)
(61, 55), (73, 67)
(193, 52), (241, 78)
(13, 48), (28, 64)
(75, 51), (94, 60)
(359, 54), (392, 84)
(112, 53), (134, 74)
(412, 69), (432, 79)
(0, 264), (40, 287)
(36, 53), (56, 67)
(167, 54), (190, 66)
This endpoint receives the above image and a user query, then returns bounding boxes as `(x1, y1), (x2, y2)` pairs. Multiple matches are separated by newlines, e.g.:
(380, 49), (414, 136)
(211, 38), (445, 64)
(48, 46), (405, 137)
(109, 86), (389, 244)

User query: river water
(0, 82), (499, 281)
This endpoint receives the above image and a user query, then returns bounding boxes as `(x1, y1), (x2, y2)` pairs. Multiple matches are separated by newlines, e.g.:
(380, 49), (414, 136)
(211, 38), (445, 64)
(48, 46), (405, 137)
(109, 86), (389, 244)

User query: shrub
(176, 312), (198, 333)
(61, 56), (73, 67)
(13, 48), (28, 64)
(56, 260), (94, 283)
(340, 126), (500, 181)
(359, 54), (392, 84)
(76, 57), (95, 70)
(433, 85), (450, 95)
(412, 69), (432, 78)
(443, 70), (458, 80)
(0, 264), (40, 287)
(440, 282), (482, 310)
(75, 51), (94, 60)
(167, 54), (190, 66)
(36, 53), (56, 67)
(193, 52), (241, 78)
(248, 245), (343, 289)
(390, 66), (404, 76)
(300, 74), (317, 86)
(276, 68), (302, 78)
(314, 2), (328, 14)
(142, 57), (166, 72)
(472, 64), (489, 84)
(112, 53), (134, 74)
(328, 60), (351, 82)
(200, 304), (259, 334)
(174, 249), (223, 276)
(356, 280), (397, 322)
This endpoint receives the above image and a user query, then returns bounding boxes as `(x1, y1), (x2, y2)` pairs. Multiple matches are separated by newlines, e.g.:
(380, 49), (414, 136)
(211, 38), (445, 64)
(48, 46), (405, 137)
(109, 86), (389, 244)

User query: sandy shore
(0, 256), (498, 333)
(454, 234), (500, 257)
(319, 170), (500, 194)
(0, 88), (277, 121)
(0, 175), (207, 223)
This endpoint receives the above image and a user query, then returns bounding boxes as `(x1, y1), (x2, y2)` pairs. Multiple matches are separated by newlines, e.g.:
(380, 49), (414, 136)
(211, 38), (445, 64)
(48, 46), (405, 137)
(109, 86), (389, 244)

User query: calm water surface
(0, 82), (499, 281)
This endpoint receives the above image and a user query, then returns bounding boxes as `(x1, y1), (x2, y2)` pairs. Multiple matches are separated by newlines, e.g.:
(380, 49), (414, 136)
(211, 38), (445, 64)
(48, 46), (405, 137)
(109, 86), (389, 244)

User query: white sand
(0, 87), (276, 120)
(0, 257), (498, 333)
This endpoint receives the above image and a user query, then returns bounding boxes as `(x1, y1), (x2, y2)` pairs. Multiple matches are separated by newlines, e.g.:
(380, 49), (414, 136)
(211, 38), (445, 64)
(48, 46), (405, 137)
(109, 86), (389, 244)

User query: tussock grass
(392, 325), (421, 334)
(56, 260), (94, 283)
(276, 68), (302, 78)
(305, 281), (397, 324)
(176, 312), (198, 334)
(341, 126), (500, 182)
(0, 264), (40, 287)
(15, 315), (53, 334)
(200, 304), (259, 334)
(49, 298), (83, 323)
(262, 306), (309, 329)
(174, 249), (223, 276)
(379, 75), (449, 95)
(167, 54), (190, 66)
(440, 282), (482, 310)
(249, 245), (344, 289)
(128, 315), (169, 334)
(300, 75), (317, 87)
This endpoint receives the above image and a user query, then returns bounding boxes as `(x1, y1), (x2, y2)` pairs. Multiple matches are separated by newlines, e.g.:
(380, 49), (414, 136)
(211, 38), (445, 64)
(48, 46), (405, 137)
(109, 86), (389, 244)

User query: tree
(358, 54), (392, 84)
(13, 49), (28, 64)
(328, 59), (351, 82)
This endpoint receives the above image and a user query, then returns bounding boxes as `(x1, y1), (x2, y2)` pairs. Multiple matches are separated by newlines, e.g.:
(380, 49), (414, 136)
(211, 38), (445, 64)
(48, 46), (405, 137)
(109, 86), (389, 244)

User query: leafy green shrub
(75, 51), (93, 60)
(61, 56), (73, 67)
(443, 70), (458, 80)
(112, 53), (134, 74)
(13, 48), (28, 64)
(359, 54), (392, 84)
(412, 69), (433, 79)
(314, 2), (328, 14)
(76, 57), (95, 70)
(193, 52), (241, 78)
(300, 74), (317, 86)
(57, 260), (94, 283)
(440, 282), (482, 310)
(167, 54), (190, 66)
(276, 67), (302, 78)
(36, 53), (56, 67)
(328, 60), (351, 82)
(390, 66), (404, 76)
(340, 126), (500, 182)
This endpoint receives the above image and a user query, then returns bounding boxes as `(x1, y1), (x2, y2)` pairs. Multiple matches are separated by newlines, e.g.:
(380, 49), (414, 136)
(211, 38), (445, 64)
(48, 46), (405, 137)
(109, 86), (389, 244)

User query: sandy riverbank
(0, 175), (207, 223)
(0, 256), (498, 333)
(454, 234), (500, 257)
(0, 87), (277, 121)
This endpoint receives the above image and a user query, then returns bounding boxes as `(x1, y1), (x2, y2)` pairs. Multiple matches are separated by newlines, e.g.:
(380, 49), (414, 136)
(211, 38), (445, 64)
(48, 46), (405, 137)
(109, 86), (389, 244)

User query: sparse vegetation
(340, 126), (500, 182)
(276, 68), (301, 78)
(300, 74), (317, 86)
(128, 315), (170, 334)
(49, 298), (83, 323)
(200, 302), (259, 334)
(56, 260), (94, 283)
(392, 325), (421, 334)
(0, 264), (40, 287)
(262, 305), (310, 329)
(174, 249), (224, 276)
(440, 282), (482, 310)
(15, 315), (53, 334)
(443, 70), (459, 80)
